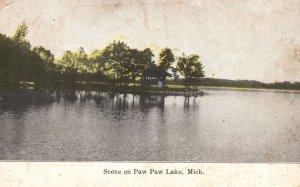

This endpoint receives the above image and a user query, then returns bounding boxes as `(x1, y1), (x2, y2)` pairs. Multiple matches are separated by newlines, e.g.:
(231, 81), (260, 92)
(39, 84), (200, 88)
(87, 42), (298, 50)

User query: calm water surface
(0, 88), (299, 161)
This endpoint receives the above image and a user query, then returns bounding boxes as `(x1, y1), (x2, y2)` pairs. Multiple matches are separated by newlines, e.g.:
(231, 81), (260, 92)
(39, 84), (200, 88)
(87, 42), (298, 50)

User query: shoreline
(1, 82), (300, 95)
(0, 83), (204, 96)
(197, 86), (300, 93)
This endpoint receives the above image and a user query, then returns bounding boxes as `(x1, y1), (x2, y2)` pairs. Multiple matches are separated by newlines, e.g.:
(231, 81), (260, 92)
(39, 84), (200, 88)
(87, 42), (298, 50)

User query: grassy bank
(1, 81), (300, 95)
(0, 81), (204, 96)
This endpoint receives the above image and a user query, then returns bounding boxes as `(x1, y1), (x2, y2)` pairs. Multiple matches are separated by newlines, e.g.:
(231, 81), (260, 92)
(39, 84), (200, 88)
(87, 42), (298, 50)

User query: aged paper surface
(0, 163), (300, 187)
(0, 0), (300, 186)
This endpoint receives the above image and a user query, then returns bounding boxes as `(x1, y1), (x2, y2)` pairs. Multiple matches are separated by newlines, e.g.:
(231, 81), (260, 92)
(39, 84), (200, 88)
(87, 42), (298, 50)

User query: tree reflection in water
(0, 90), (201, 115)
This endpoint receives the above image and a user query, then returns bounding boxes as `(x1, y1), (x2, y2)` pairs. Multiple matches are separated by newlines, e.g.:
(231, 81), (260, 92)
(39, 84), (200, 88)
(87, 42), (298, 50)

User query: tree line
(167, 78), (300, 90)
(0, 22), (205, 87)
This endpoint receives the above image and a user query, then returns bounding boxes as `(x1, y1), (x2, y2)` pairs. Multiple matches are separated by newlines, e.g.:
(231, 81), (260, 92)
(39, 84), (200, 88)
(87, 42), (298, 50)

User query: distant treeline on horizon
(0, 22), (299, 90)
(167, 78), (300, 90)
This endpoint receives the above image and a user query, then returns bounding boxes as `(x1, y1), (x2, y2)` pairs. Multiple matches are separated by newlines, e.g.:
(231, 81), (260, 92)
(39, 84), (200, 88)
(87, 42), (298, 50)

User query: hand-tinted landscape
(0, 0), (299, 161)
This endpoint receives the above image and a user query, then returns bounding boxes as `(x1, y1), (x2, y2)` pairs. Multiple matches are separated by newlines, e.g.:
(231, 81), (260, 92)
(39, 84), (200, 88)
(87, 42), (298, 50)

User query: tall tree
(12, 21), (31, 49)
(0, 25), (46, 83)
(170, 67), (179, 82)
(88, 49), (107, 81)
(158, 48), (175, 73)
(176, 54), (205, 88)
(100, 41), (132, 84)
(32, 46), (55, 73)
(129, 48), (154, 85)
(55, 47), (100, 81)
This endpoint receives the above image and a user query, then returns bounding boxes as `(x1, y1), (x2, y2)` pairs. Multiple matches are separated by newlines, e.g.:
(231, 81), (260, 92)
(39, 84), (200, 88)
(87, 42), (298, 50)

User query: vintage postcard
(0, 0), (299, 186)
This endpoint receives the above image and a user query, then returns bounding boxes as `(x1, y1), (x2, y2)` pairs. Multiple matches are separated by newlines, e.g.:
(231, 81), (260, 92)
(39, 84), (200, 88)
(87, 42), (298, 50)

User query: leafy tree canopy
(158, 48), (175, 72)
(177, 54), (205, 86)
(12, 21), (31, 49)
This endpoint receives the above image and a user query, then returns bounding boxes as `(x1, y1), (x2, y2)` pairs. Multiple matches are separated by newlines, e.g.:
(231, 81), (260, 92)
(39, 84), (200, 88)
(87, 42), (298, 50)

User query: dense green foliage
(158, 48), (175, 73)
(0, 23), (205, 87)
(176, 54), (205, 87)
(12, 21), (31, 49)
(167, 78), (300, 90)
(0, 32), (46, 83)
(2, 23), (298, 90)
(54, 47), (102, 82)
(91, 41), (154, 84)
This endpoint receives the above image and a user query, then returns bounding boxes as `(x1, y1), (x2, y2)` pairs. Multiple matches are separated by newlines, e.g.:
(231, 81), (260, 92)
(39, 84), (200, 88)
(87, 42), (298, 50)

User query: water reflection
(183, 96), (199, 112)
(0, 90), (54, 113)
(0, 89), (299, 161)
(1, 90), (176, 113)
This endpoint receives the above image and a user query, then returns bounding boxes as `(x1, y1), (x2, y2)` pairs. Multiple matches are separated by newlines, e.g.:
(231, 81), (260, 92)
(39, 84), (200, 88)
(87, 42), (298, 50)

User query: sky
(0, 0), (300, 83)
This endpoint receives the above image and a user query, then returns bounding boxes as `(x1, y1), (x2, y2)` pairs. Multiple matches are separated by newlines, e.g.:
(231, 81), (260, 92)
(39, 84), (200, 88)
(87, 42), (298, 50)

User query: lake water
(0, 88), (299, 161)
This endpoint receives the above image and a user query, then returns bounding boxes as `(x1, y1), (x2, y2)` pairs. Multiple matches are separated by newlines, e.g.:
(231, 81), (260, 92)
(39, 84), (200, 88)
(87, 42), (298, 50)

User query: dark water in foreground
(0, 89), (299, 161)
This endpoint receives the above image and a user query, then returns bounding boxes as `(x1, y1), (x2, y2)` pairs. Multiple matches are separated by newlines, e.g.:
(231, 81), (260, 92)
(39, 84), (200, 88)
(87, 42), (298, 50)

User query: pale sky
(0, 0), (300, 82)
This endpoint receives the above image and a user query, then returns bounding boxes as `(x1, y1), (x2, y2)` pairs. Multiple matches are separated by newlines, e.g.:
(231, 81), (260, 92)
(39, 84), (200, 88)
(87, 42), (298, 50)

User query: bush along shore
(0, 81), (205, 97)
